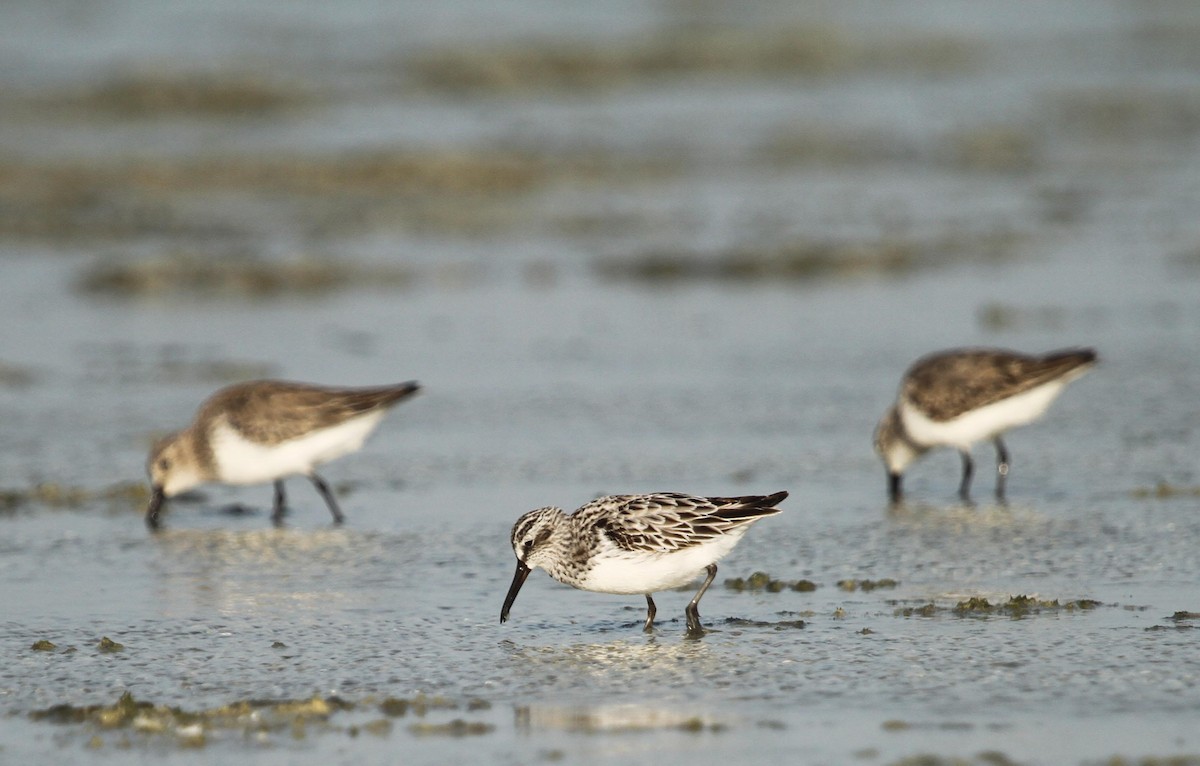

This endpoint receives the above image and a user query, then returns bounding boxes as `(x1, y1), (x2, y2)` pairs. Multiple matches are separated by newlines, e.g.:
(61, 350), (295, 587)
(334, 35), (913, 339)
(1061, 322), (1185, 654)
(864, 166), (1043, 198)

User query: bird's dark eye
(158, 458), (170, 471)
(522, 539), (533, 552)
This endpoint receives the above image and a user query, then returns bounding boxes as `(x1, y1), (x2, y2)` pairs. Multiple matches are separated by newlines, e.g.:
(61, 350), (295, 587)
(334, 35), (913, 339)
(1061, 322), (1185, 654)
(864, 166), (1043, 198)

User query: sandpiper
(500, 491), (787, 635)
(145, 379), (420, 529)
(874, 347), (1096, 502)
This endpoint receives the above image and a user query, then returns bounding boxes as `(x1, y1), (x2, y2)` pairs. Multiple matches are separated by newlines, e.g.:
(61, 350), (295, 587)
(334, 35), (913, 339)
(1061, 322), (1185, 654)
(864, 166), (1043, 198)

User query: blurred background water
(1, 2), (1199, 764)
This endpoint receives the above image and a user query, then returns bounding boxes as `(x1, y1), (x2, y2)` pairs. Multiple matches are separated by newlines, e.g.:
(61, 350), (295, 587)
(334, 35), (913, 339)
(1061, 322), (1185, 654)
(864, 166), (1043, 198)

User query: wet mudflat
(2, 1), (1200, 764)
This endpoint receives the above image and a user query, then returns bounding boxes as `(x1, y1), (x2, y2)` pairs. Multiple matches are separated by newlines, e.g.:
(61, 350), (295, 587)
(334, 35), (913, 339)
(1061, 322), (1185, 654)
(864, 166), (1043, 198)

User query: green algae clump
(896, 603), (939, 618)
(1131, 481), (1200, 499)
(838, 578), (899, 592)
(379, 698), (410, 717)
(747, 571), (772, 589)
(0, 480), (150, 514)
(954, 596), (1104, 618)
(97, 637), (125, 652)
(895, 597), (1104, 619)
(23, 691), (501, 749)
(408, 719), (494, 737)
(722, 617), (807, 630)
(31, 692), (151, 728)
(31, 639), (57, 651)
(725, 572), (819, 593)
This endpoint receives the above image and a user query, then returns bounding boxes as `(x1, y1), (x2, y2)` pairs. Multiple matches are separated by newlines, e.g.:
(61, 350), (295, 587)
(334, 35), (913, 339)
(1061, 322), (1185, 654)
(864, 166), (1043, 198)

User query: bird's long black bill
(500, 561), (531, 624)
(145, 485), (166, 530)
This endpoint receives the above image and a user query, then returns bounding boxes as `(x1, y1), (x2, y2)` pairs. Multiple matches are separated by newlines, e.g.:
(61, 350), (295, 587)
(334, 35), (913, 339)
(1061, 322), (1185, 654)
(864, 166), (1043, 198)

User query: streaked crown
(509, 506), (566, 568)
(147, 431), (204, 497)
(873, 406), (922, 473)
(872, 407), (896, 457)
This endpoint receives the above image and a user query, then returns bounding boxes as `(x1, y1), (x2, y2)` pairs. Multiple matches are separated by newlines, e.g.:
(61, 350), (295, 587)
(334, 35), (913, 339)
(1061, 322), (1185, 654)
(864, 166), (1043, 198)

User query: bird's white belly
(900, 380), (1067, 451)
(211, 411), (385, 485)
(578, 532), (746, 595)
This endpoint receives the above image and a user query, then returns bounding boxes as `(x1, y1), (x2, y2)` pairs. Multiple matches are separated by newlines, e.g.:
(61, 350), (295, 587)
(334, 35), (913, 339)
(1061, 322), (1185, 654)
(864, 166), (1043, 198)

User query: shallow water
(3, 1), (1200, 764)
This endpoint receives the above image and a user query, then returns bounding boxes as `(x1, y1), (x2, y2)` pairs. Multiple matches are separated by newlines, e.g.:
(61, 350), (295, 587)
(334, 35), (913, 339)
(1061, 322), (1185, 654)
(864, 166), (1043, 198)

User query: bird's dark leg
(888, 472), (903, 504)
(308, 473), (345, 524)
(994, 436), (1010, 501)
(271, 480), (287, 525)
(958, 450), (974, 501)
(643, 595), (657, 632)
(685, 564), (718, 635)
